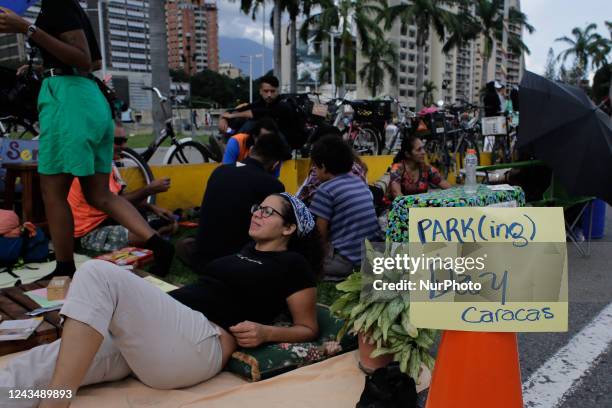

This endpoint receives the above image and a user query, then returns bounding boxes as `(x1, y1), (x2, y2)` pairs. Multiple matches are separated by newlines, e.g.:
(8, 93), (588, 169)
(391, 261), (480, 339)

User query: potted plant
(330, 240), (436, 381)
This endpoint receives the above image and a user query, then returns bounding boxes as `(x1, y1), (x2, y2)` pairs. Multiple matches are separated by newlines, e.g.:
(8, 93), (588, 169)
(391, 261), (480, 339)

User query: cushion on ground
(226, 304), (357, 381)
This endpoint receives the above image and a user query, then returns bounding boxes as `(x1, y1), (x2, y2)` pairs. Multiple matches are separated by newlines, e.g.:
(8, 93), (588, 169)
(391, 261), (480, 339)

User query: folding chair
(478, 161), (595, 257)
(531, 177), (595, 257)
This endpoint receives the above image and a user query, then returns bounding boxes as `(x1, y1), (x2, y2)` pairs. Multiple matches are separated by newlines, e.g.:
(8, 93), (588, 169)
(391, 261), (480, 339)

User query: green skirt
(37, 75), (114, 176)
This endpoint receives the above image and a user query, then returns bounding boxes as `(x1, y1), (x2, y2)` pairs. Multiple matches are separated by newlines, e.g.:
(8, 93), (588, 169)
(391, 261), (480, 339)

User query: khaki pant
(322, 249), (356, 281)
(0, 260), (222, 407)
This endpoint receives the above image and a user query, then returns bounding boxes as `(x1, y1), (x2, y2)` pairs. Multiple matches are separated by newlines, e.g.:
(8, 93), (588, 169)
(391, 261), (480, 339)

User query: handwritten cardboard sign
(408, 207), (568, 332)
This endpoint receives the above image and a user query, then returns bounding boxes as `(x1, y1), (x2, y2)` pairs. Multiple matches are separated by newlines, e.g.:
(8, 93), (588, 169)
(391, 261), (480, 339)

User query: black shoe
(145, 235), (175, 277)
(356, 363), (417, 408)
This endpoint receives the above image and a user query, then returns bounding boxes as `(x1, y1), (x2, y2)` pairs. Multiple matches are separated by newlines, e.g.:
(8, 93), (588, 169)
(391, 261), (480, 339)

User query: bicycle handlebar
(142, 86), (167, 102)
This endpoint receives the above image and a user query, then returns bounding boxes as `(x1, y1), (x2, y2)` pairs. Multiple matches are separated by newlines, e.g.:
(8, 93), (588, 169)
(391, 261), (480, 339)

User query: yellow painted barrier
(145, 155), (394, 211)
(141, 153), (491, 211)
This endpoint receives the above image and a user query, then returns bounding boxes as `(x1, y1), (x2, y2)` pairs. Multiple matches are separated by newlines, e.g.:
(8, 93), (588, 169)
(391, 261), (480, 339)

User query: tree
(170, 69), (190, 83)
(555, 23), (604, 80)
(359, 37), (398, 97)
(468, 0), (534, 90)
(384, 0), (454, 111)
(301, 0), (386, 96)
(190, 70), (250, 107)
(418, 80), (438, 106)
(544, 48), (557, 80)
(273, 0), (282, 85)
(149, 0), (171, 137)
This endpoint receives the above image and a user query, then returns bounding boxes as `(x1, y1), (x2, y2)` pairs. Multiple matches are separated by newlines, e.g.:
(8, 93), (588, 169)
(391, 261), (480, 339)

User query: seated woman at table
(0, 193), (323, 408)
(386, 135), (451, 202)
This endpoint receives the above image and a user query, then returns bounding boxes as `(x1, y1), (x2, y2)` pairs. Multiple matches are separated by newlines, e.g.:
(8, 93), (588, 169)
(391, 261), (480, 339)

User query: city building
(281, 24), (357, 97)
(218, 62), (242, 79)
(166, 0), (219, 75)
(355, 0), (525, 108)
(0, 0), (219, 111)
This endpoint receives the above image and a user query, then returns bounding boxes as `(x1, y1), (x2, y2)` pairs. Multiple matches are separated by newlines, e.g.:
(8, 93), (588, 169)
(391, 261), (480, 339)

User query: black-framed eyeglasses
(250, 204), (285, 219)
(114, 137), (128, 145)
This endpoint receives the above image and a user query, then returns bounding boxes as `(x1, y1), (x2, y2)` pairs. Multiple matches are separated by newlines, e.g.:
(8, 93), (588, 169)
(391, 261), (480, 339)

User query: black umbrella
(518, 70), (612, 204)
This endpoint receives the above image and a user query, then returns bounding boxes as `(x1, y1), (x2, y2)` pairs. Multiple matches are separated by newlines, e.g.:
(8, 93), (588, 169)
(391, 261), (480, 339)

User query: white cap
(494, 81), (503, 89)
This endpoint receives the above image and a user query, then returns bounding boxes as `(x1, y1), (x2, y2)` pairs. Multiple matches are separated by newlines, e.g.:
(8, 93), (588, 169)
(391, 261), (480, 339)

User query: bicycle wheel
(115, 147), (155, 204)
(166, 140), (210, 164)
(424, 138), (451, 178)
(351, 127), (380, 156)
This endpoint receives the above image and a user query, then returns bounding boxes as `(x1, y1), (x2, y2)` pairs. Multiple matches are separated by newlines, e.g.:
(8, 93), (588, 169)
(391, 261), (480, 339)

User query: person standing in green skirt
(0, 0), (174, 277)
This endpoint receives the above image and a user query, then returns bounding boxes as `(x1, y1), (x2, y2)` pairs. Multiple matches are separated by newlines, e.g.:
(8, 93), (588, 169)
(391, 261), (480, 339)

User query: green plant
(330, 240), (437, 380)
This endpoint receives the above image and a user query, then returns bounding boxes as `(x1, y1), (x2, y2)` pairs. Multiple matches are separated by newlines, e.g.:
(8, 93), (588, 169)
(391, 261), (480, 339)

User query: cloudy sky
(217, 0), (612, 75)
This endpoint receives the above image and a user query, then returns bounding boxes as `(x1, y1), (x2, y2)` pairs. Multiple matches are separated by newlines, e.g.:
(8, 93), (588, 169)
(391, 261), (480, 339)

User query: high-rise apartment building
(166, 0), (218, 75)
(104, 0), (151, 72)
(356, 0), (525, 108)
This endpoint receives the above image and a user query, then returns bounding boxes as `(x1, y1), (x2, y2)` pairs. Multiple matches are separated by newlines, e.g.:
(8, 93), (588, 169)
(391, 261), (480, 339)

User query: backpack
(0, 228), (49, 269)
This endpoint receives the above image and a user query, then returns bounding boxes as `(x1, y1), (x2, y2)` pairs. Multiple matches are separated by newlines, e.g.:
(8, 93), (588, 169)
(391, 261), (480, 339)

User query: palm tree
(418, 80), (438, 106)
(283, 0), (300, 93)
(149, 0), (171, 137)
(283, 0), (317, 93)
(234, 0), (284, 84)
(468, 0), (534, 90)
(384, 0), (453, 111)
(359, 38), (398, 97)
(556, 24), (605, 78)
(300, 0), (386, 96)
(273, 0), (282, 85)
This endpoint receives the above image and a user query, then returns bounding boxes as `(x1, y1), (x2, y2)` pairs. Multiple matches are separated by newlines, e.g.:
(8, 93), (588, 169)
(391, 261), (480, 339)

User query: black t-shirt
(194, 157), (284, 270)
(239, 98), (302, 148)
(34, 0), (102, 69)
(169, 243), (316, 330)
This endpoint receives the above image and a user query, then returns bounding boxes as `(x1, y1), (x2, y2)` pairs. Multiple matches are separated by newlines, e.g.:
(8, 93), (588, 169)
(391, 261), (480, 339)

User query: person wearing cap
(0, 194), (324, 403)
(176, 129), (292, 272)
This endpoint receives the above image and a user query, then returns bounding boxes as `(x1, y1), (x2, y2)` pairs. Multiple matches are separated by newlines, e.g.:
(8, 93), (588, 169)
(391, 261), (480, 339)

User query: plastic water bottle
(464, 149), (478, 194)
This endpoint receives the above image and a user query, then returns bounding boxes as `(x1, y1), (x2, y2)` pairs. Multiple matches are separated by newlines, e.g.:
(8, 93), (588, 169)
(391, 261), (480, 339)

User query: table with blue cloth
(386, 185), (526, 243)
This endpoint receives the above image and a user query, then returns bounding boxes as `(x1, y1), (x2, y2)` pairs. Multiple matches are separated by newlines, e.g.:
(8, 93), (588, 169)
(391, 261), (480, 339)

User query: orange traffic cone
(425, 331), (523, 408)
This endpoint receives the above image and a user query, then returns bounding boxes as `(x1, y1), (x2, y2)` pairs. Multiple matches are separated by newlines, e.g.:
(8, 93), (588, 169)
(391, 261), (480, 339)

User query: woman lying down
(0, 193), (323, 408)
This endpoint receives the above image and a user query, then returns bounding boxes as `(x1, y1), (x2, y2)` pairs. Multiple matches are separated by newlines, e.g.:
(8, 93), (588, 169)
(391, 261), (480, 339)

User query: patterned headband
(279, 193), (315, 237)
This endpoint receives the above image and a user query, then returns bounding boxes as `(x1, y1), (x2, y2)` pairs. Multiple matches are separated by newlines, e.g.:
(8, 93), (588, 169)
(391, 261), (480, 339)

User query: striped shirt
(310, 173), (381, 264)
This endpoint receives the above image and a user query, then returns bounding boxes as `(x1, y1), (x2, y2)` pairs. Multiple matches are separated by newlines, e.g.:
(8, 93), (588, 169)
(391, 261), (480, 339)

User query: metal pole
(330, 32), (336, 98)
(262, 1), (266, 76)
(97, 0), (107, 78)
(249, 55), (253, 103)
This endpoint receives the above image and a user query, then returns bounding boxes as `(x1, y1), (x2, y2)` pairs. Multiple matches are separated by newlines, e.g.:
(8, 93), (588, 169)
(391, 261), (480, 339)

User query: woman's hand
(229, 321), (269, 348)
(0, 12), (28, 34)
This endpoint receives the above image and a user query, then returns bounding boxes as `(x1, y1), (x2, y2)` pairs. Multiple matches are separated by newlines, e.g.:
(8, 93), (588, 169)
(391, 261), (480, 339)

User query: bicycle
(382, 100), (415, 155)
(418, 103), (482, 180)
(333, 99), (391, 155)
(115, 87), (213, 204)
